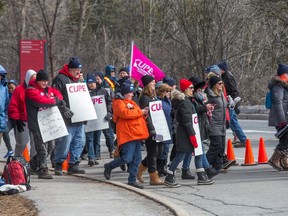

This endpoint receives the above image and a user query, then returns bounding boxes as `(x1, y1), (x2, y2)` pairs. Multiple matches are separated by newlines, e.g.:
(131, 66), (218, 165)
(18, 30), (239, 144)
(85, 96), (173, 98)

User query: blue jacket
(0, 84), (9, 131)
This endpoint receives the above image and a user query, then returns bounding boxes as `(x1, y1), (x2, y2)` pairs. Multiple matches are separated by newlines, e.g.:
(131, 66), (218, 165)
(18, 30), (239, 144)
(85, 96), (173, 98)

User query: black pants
(276, 129), (288, 151)
(206, 135), (225, 170)
(141, 136), (163, 173)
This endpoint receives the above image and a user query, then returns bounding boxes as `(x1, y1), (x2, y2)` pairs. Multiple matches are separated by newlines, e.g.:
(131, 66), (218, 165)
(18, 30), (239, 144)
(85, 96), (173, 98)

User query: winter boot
(149, 172), (164, 185)
(54, 163), (63, 176)
(38, 169), (53, 179)
(181, 168), (195, 179)
(67, 163), (85, 175)
(164, 171), (180, 188)
(268, 149), (283, 171)
(104, 163), (112, 180)
(137, 163), (147, 183)
(280, 150), (288, 171)
(196, 169), (214, 185)
(205, 166), (220, 179)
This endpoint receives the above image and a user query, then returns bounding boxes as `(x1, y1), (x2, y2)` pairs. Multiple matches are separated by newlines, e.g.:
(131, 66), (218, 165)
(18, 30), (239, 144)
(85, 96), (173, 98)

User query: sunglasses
(188, 86), (194, 89)
(217, 82), (224, 85)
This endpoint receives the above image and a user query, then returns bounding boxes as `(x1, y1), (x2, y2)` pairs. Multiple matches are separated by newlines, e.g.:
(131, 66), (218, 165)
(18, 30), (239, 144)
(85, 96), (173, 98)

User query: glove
(61, 107), (74, 118)
(104, 113), (112, 121)
(189, 135), (198, 148)
(227, 95), (235, 109)
(279, 121), (287, 129)
(150, 130), (156, 139)
(16, 120), (26, 133)
(226, 120), (230, 129)
(55, 97), (66, 107)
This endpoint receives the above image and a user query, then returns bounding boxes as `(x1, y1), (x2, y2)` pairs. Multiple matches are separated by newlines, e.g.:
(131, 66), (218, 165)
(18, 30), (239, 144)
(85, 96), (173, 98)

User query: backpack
(1, 156), (31, 188)
(265, 90), (272, 109)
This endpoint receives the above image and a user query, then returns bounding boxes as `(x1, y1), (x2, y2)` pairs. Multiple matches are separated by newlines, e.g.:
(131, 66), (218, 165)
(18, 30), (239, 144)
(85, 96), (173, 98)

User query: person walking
(0, 64), (9, 151)
(52, 57), (85, 175)
(137, 75), (164, 185)
(104, 80), (149, 189)
(268, 63), (288, 171)
(26, 70), (66, 179)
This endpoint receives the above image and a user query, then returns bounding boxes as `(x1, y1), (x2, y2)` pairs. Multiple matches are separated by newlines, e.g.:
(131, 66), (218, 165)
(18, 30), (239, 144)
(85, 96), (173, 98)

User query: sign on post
(66, 83), (97, 123)
(85, 95), (109, 132)
(149, 101), (171, 142)
(192, 113), (203, 156)
(38, 106), (68, 143)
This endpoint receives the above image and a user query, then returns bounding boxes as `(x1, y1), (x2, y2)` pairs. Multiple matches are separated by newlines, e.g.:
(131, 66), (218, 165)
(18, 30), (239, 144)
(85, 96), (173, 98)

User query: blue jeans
(94, 128), (114, 156)
(169, 151), (192, 172)
(86, 131), (97, 160)
(106, 140), (142, 183)
(229, 109), (246, 143)
(54, 124), (85, 164)
(195, 143), (210, 169)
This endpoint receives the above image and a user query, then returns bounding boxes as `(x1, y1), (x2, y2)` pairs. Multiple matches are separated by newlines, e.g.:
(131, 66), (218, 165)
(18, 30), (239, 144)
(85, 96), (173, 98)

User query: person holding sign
(52, 57), (85, 176)
(25, 70), (67, 179)
(104, 80), (149, 189)
(205, 74), (236, 172)
(85, 72), (113, 166)
(137, 75), (165, 186)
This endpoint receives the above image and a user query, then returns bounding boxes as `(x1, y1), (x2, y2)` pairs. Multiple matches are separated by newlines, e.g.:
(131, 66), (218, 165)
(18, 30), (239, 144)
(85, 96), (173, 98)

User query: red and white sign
(66, 83), (97, 123)
(149, 101), (171, 142)
(20, 40), (46, 83)
(192, 113), (203, 156)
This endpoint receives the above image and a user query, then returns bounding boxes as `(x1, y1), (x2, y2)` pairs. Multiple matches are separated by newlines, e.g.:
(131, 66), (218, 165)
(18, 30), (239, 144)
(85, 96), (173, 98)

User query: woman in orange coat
(104, 80), (149, 189)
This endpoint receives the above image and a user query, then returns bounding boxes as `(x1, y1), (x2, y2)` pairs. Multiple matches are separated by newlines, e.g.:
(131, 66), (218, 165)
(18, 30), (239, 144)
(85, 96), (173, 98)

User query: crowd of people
(0, 59), (286, 189)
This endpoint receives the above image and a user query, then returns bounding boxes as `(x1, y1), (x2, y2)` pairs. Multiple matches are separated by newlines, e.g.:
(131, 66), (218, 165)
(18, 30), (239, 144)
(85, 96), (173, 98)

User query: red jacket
(25, 79), (63, 131)
(8, 83), (28, 121)
(113, 97), (149, 146)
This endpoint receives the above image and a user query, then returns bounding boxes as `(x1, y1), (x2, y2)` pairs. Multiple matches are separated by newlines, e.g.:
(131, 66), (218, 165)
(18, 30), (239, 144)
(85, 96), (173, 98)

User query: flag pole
(129, 40), (134, 78)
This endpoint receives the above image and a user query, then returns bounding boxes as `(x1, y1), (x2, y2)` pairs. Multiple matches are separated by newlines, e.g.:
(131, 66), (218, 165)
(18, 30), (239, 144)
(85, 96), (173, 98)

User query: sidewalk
(0, 149), (187, 216)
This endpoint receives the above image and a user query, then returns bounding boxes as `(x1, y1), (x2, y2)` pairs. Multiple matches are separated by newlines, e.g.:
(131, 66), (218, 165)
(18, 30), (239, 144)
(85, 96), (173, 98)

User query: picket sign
(66, 83), (97, 123)
(85, 95), (109, 132)
(192, 113), (203, 156)
(149, 101), (171, 142)
(38, 106), (68, 142)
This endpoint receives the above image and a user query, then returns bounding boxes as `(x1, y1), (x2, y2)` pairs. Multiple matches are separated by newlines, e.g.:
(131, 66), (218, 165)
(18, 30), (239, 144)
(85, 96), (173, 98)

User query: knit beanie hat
(188, 76), (205, 91)
(209, 76), (222, 88)
(105, 65), (116, 76)
(218, 61), (228, 72)
(118, 76), (130, 88)
(120, 80), (134, 95)
(0, 64), (7, 75)
(179, 78), (192, 92)
(36, 70), (49, 81)
(163, 76), (176, 87)
(156, 81), (163, 89)
(8, 79), (17, 86)
(68, 57), (82, 69)
(95, 71), (104, 81)
(277, 63), (288, 76)
(86, 73), (96, 83)
(209, 65), (221, 75)
(141, 75), (155, 87)
(119, 66), (130, 74)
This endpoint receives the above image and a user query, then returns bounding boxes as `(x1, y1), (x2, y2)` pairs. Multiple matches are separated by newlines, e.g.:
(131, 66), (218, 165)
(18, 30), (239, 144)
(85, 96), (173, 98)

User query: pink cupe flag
(130, 43), (165, 86)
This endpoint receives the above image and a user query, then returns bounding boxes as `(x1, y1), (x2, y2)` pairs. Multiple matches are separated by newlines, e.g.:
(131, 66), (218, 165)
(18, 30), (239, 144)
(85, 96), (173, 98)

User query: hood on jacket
(59, 64), (77, 82)
(171, 89), (185, 110)
(25, 69), (37, 86)
(268, 76), (288, 90)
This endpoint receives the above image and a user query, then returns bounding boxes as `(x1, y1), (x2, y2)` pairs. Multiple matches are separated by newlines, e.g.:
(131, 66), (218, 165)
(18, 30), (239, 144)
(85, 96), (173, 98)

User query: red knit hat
(180, 78), (192, 92)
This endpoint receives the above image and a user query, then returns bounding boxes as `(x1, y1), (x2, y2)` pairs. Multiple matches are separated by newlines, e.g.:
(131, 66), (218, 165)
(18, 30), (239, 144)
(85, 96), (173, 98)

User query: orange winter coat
(113, 97), (149, 146)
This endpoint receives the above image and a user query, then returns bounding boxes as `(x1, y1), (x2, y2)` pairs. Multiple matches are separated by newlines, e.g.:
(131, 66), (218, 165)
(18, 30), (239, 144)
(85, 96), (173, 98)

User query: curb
(68, 173), (189, 216)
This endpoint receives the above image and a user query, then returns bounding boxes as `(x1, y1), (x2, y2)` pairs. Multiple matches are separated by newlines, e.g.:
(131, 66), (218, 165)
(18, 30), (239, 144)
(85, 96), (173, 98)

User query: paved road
(1, 119), (288, 216)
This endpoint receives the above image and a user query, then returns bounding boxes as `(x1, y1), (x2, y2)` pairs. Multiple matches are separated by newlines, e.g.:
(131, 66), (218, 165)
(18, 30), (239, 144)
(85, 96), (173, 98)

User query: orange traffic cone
(226, 139), (236, 161)
(22, 145), (30, 162)
(62, 152), (70, 171)
(241, 139), (258, 166)
(258, 137), (268, 164)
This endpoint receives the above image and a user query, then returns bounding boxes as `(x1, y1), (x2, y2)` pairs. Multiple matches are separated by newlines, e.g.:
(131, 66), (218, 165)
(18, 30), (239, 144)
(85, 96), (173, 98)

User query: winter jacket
(52, 64), (82, 126)
(139, 93), (156, 135)
(171, 90), (197, 153)
(26, 79), (63, 132)
(268, 76), (288, 127)
(205, 87), (227, 136)
(221, 71), (240, 99)
(0, 84), (9, 132)
(112, 92), (149, 146)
